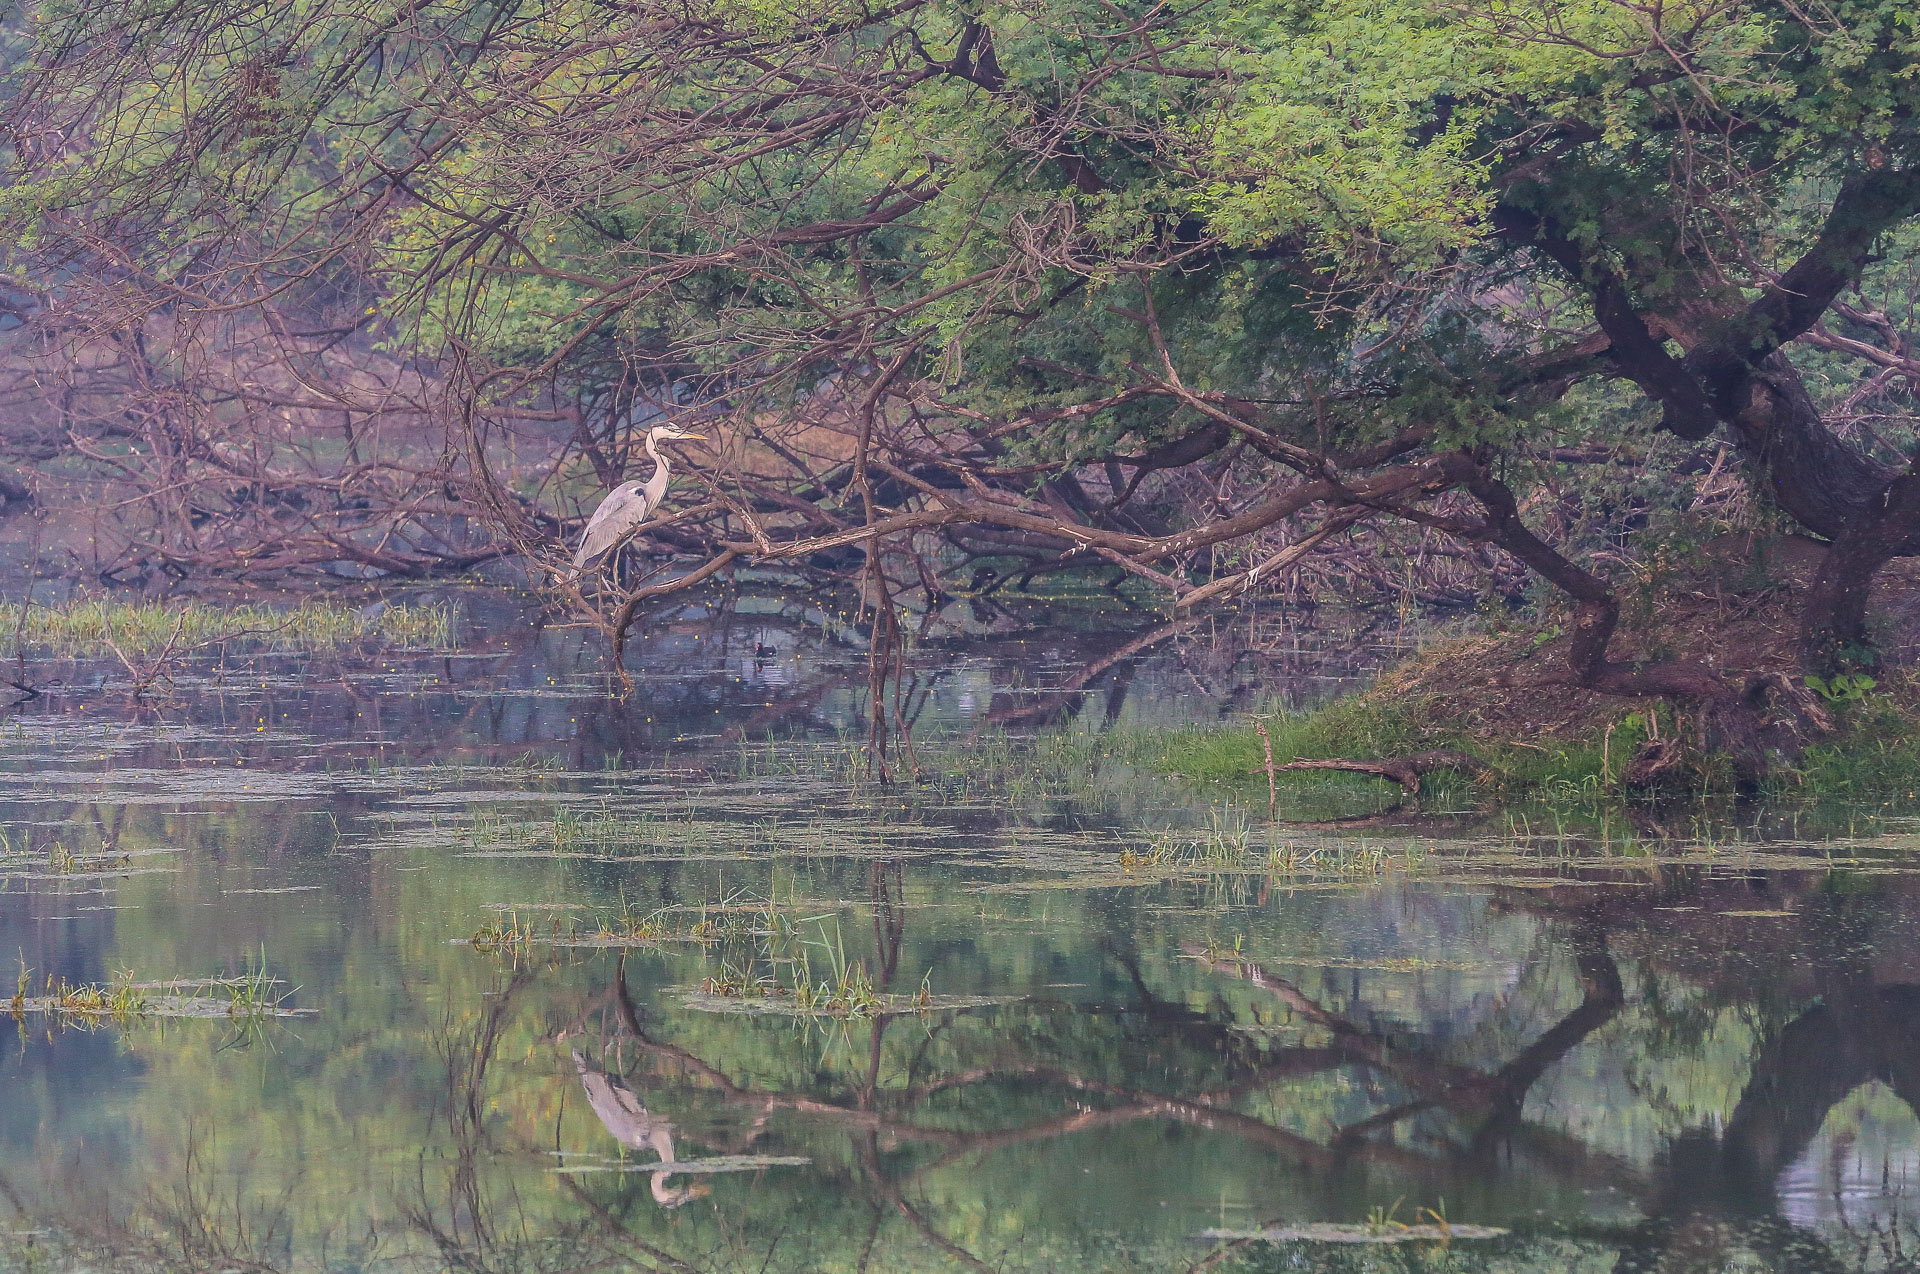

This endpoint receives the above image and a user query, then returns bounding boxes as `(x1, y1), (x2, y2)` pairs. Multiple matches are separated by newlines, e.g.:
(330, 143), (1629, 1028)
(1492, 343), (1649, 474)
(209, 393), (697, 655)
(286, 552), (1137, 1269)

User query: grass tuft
(1, 598), (455, 657)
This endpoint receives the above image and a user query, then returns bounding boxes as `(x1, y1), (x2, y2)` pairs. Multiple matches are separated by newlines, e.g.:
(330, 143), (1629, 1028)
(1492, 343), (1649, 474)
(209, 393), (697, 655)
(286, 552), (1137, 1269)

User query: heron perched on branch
(569, 424), (706, 577)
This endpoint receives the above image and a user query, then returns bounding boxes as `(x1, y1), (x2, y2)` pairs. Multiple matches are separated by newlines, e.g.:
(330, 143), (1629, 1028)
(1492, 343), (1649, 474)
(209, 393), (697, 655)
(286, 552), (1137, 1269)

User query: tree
(7, 0), (1920, 777)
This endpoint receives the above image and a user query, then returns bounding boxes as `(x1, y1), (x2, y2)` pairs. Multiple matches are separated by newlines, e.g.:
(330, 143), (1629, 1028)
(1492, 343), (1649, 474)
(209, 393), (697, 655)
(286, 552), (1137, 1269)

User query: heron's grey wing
(575, 1059), (658, 1150)
(574, 485), (654, 569)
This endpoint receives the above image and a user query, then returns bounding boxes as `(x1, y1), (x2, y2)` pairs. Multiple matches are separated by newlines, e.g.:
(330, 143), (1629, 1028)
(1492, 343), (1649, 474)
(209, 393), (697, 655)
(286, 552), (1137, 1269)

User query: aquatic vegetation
(684, 916), (950, 1019)
(468, 910), (548, 954)
(1119, 812), (1419, 879)
(13, 598), (1920, 1274)
(0, 597), (455, 657)
(1200, 1222), (1508, 1245)
(5, 963), (151, 1023)
(460, 803), (714, 858)
(465, 892), (777, 954)
(8, 964), (303, 1028)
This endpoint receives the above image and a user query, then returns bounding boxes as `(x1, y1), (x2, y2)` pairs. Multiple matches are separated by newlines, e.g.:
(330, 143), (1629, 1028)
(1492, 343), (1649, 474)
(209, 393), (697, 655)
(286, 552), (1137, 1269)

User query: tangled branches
(10, 0), (1920, 781)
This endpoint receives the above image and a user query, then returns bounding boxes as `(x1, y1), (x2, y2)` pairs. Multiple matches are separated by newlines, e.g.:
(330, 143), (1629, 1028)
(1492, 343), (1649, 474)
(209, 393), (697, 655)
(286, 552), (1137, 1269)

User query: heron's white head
(649, 424), (707, 443)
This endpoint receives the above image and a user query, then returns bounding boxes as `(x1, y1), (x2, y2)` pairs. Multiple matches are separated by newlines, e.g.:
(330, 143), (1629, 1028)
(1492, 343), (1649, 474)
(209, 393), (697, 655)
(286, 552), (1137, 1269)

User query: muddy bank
(1364, 534), (1920, 747)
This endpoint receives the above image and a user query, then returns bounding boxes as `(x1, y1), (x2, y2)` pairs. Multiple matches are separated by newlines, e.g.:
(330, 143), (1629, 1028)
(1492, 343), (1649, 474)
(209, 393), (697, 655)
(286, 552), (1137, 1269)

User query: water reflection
(450, 873), (1920, 1272)
(563, 956), (715, 1209)
(0, 582), (1397, 775)
(571, 1049), (709, 1208)
(5, 594), (1920, 1271)
(13, 867), (1920, 1271)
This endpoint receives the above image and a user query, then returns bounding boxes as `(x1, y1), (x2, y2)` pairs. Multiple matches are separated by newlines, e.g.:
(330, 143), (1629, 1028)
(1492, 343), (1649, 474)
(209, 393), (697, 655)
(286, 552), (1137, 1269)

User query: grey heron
(571, 1049), (710, 1207)
(570, 424), (707, 576)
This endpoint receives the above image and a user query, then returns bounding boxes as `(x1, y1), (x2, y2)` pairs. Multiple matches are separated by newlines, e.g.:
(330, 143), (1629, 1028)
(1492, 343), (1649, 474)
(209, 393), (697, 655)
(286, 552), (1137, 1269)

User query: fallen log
(1262, 750), (1490, 802)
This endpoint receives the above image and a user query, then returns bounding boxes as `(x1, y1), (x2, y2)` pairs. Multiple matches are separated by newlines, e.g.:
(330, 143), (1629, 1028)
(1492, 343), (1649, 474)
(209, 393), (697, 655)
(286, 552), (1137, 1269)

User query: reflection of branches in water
(17, 896), (1915, 1274)
(1478, 882), (1920, 1274)
(554, 920), (1666, 1273)
(857, 1130), (996, 1274)
(146, 1123), (302, 1274)
(405, 968), (538, 1266)
(544, 1171), (705, 1274)
(80, 884), (1913, 1274)
(1603, 984), (1920, 1273)
(984, 620), (1191, 729)
(1829, 1212), (1920, 1274)
(970, 605), (1397, 734)
(397, 959), (721, 1274)
(0, 1120), (315, 1274)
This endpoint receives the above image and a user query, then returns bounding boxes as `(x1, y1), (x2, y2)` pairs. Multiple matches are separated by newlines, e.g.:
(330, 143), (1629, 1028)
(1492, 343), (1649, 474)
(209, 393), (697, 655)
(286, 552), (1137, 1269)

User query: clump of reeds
(469, 911), (541, 953)
(12, 969), (152, 1022)
(698, 951), (883, 1018)
(8, 952), (296, 1029)
(465, 891), (773, 956)
(694, 915), (887, 1018)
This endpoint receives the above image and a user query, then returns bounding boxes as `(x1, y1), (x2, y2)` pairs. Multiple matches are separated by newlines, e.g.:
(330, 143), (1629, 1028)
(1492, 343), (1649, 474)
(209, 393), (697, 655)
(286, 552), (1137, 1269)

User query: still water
(4, 590), (1920, 1273)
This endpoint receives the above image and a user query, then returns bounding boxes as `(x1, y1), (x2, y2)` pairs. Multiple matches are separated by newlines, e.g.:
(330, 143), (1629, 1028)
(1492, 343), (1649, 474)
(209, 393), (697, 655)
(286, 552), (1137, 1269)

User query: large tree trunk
(1799, 473), (1920, 672)
(1468, 466), (1769, 788)
(1500, 187), (1920, 681)
(1708, 354), (1897, 540)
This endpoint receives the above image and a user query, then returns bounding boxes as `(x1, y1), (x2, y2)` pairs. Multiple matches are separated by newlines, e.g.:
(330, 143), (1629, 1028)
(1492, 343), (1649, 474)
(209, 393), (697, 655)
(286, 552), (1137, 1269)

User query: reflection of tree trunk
(1192, 928), (1640, 1195)
(870, 862), (905, 990)
(1611, 1210), (1853, 1274)
(1719, 984), (1920, 1203)
(1469, 925), (1625, 1156)
(1615, 982), (1920, 1273)
(1189, 945), (1495, 1103)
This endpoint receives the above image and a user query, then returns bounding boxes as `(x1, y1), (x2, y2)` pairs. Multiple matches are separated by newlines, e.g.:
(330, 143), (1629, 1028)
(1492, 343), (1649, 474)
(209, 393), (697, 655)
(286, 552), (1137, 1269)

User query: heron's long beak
(677, 432), (708, 441)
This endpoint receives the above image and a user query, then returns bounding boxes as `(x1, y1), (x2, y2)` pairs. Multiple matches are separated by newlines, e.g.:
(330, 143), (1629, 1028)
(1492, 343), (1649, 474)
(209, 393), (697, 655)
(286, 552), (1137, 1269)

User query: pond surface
(5, 591), (1920, 1273)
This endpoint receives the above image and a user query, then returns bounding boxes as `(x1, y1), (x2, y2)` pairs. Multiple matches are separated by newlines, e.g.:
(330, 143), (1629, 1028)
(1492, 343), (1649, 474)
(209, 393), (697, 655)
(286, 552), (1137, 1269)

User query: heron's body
(571, 426), (704, 575)
(572, 1049), (704, 1206)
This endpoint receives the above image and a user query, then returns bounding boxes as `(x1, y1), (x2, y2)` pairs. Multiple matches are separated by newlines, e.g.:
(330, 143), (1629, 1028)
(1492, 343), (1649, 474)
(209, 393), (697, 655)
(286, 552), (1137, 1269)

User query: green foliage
(1788, 680), (1920, 796)
(1805, 672), (1879, 704)
(14, 0), (1920, 481)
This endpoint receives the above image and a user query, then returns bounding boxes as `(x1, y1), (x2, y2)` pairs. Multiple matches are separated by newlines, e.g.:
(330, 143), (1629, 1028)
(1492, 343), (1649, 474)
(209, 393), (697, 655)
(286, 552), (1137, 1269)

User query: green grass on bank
(1134, 694), (1602, 791)
(1791, 690), (1920, 799)
(0, 598), (456, 657)
(1133, 681), (1920, 804)
(721, 653), (1920, 809)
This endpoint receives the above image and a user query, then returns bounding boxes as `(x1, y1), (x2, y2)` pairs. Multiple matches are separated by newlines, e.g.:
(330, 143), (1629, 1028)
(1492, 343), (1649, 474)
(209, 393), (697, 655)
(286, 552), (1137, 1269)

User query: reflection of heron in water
(571, 1049), (710, 1207)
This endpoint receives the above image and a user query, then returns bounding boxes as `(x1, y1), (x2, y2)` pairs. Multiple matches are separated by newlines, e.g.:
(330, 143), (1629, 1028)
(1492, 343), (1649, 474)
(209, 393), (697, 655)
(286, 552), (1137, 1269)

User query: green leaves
(1806, 672), (1878, 703)
(9, 0), (1920, 501)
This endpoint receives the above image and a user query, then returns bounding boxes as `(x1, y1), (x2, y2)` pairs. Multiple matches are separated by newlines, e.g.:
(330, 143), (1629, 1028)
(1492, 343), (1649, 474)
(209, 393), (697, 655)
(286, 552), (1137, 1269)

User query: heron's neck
(644, 432), (664, 470)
